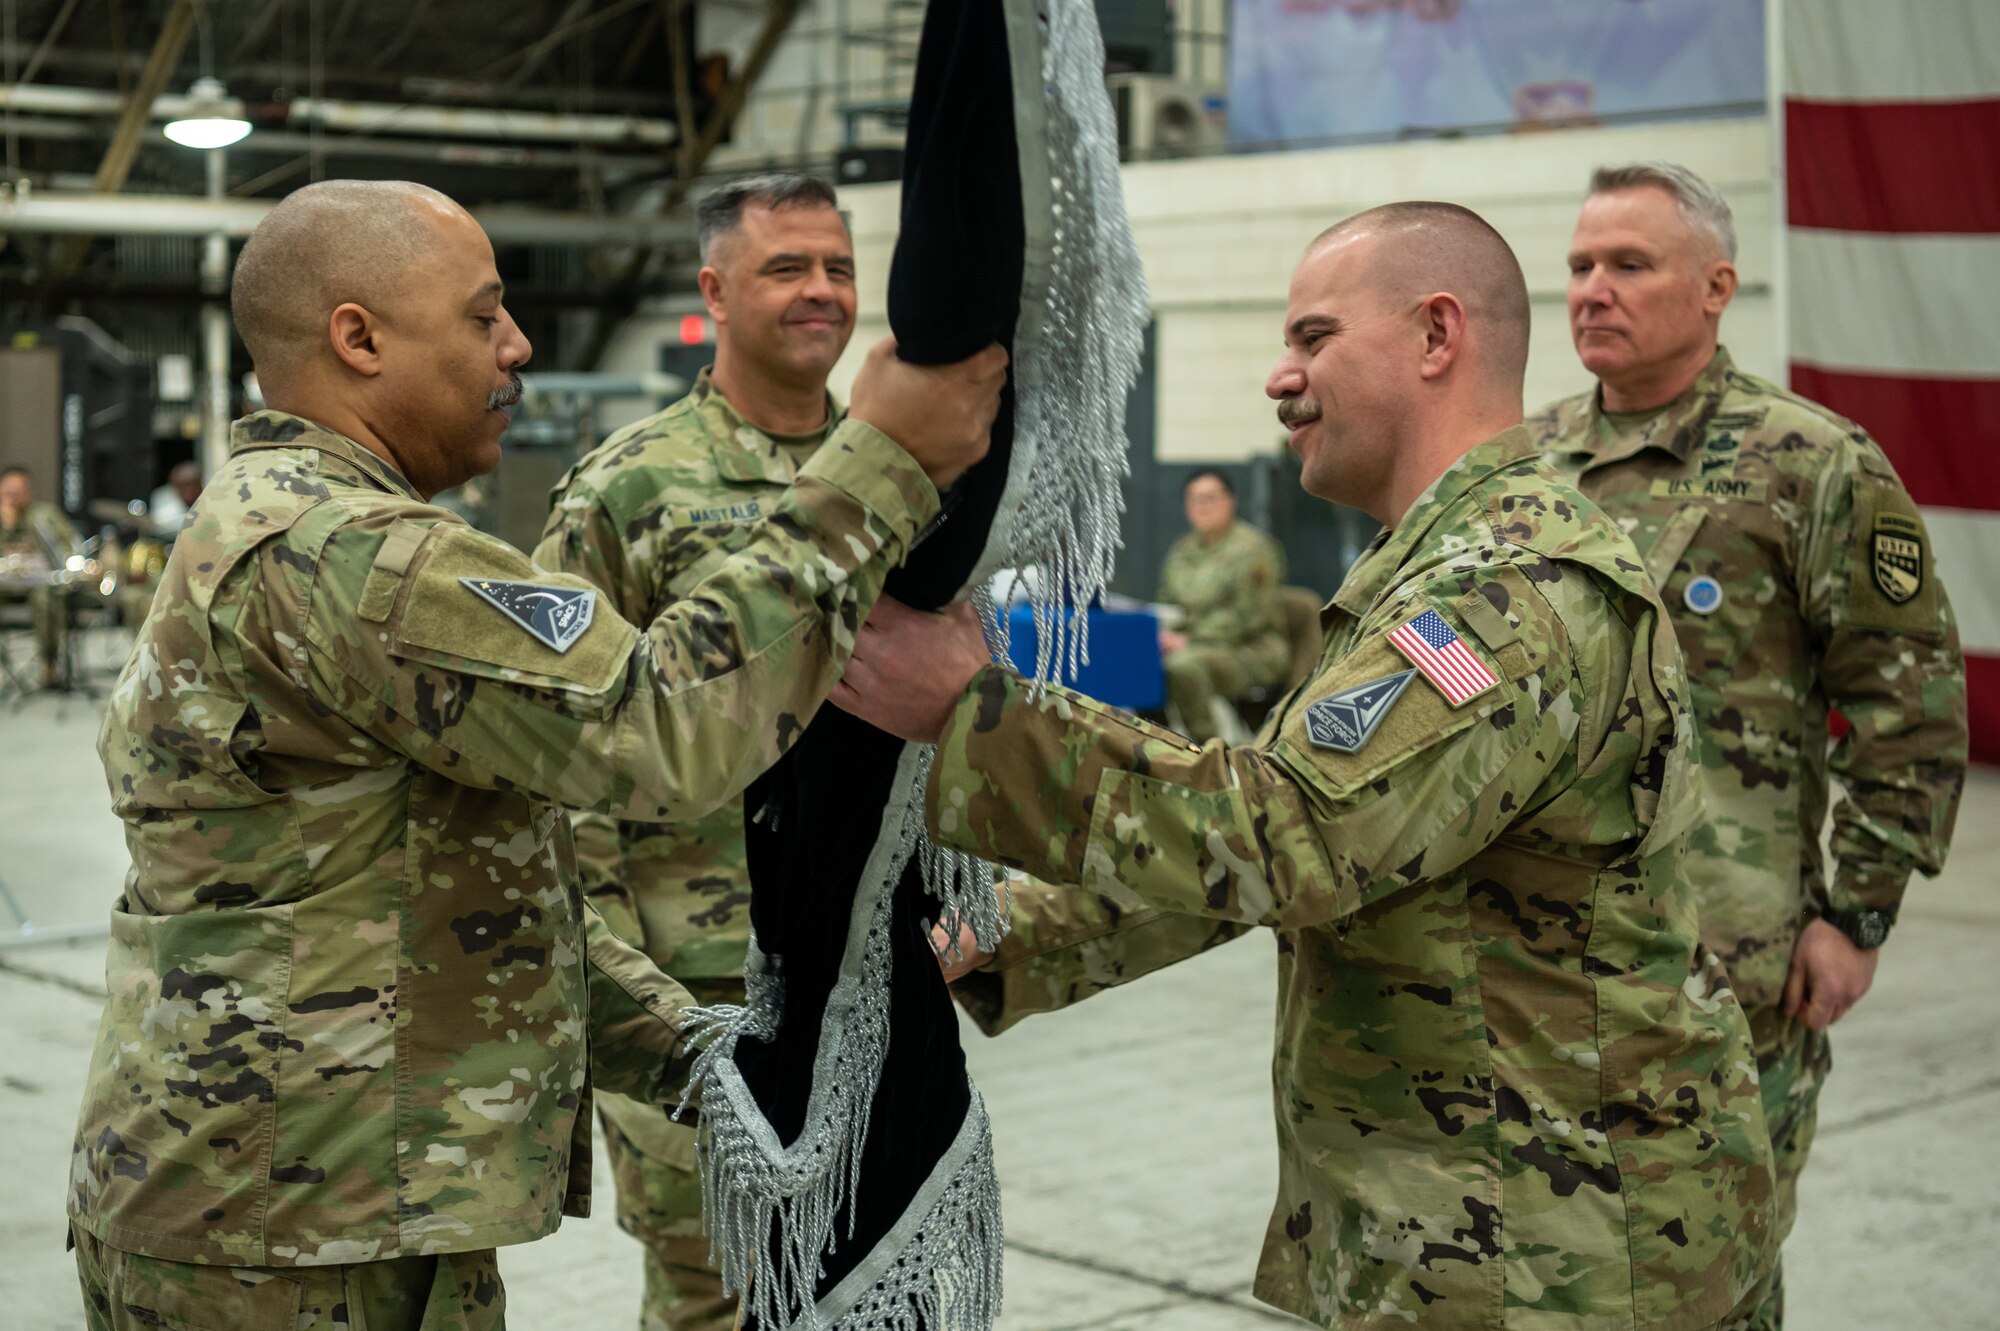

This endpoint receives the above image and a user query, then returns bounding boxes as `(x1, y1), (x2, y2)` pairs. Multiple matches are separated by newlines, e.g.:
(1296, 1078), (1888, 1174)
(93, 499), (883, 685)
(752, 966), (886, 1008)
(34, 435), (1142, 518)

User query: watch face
(1859, 914), (1888, 948)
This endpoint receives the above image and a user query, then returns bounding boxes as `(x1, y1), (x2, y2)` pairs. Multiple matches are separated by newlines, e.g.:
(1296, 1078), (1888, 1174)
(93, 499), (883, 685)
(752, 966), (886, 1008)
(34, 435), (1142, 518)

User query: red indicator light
(679, 314), (709, 345)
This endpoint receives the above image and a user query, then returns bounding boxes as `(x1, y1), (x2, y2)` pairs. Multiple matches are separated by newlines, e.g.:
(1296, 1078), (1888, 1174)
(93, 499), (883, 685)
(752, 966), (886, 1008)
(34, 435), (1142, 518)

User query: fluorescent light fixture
(163, 77), (250, 150)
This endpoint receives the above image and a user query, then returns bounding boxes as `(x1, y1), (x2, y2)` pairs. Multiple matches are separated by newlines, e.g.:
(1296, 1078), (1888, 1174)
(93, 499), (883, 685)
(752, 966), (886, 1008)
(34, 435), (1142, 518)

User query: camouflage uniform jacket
(0, 498), (79, 563)
(932, 428), (1774, 1329)
(535, 368), (833, 979)
(1531, 348), (1967, 1030)
(71, 409), (937, 1267)
(1158, 518), (1291, 679)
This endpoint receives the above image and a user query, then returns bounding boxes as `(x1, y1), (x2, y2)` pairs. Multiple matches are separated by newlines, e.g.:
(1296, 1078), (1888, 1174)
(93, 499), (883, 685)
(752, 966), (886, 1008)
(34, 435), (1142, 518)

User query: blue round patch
(1683, 575), (1725, 616)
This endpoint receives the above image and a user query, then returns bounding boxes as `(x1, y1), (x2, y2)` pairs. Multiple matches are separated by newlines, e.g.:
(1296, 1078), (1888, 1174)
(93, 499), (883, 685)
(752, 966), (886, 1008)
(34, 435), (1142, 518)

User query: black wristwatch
(1821, 907), (1893, 951)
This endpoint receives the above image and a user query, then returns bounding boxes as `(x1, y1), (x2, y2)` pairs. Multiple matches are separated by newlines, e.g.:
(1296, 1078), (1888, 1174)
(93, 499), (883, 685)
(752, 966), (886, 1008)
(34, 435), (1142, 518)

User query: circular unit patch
(1683, 575), (1725, 616)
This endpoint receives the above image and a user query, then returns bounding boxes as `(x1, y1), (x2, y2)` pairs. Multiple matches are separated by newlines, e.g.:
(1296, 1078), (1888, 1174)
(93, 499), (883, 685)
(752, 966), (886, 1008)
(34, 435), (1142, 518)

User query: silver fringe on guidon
(677, 0), (1147, 1323)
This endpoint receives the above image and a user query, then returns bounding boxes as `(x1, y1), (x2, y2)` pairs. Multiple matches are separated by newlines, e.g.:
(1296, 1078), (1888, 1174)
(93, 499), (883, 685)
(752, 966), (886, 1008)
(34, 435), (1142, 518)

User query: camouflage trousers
(1, 585), (66, 666)
(73, 1225), (505, 1330)
(1163, 643), (1255, 743)
(1719, 1013), (1830, 1331)
(599, 975), (746, 1331)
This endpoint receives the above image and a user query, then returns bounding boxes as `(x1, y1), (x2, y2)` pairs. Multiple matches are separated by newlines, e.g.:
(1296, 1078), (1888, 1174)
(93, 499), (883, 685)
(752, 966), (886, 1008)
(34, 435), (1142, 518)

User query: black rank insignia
(462, 578), (597, 653)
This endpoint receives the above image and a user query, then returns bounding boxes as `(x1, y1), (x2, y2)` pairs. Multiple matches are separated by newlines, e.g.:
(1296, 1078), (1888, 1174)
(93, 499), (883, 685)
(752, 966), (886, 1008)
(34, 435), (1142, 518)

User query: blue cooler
(1003, 603), (1164, 712)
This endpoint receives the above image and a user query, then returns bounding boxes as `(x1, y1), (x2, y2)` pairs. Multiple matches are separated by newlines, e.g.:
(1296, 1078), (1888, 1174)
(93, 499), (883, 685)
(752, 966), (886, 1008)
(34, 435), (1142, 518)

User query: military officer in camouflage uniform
(68, 179), (1004, 1331)
(534, 172), (858, 1331)
(1528, 162), (1967, 1330)
(1156, 468), (1291, 741)
(841, 203), (1776, 1329)
(0, 465), (82, 690)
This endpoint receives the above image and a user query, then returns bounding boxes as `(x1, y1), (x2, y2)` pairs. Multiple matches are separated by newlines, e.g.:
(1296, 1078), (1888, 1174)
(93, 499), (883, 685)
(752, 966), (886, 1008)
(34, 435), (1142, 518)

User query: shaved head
(1269, 200), (1531, 523)
(227, 178), (533, 500)
(1310, 201), (1531, 387)
(232, 180), (462, 390)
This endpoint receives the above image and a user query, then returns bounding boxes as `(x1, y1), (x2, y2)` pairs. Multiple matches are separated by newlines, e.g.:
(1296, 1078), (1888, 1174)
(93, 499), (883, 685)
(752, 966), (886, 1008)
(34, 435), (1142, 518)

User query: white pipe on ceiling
(0, 189), (693, 246)
(0, 83), (678, 146)
(0, 113), (658, 170)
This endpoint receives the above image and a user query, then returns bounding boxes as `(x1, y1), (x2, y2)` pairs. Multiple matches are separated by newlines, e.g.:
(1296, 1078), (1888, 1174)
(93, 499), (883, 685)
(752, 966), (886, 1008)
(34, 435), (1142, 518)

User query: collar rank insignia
(461, 578), (597, 653)
(1870, 512), (1925, 605)
(1304, 669), (1418, 753)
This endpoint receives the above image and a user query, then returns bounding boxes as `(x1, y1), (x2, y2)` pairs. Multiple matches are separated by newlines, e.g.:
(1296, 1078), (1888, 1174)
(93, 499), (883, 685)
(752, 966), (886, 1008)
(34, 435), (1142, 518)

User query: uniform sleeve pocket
(390, 523), (640, 697)
(1840, 477), (1942, 640)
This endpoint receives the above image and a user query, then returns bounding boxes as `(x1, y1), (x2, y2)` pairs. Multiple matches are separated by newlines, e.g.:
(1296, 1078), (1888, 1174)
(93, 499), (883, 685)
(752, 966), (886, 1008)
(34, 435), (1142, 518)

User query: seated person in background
(1156, 468), (1290, 740)
(0, 465), (81, 690)
(146, 460), (203, 537)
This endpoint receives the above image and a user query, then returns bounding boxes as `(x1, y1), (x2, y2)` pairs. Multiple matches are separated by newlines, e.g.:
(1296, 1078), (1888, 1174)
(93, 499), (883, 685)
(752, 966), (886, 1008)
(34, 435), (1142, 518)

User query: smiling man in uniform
(536, 172), (863, 1331)
(838, 202), (1776, 1329)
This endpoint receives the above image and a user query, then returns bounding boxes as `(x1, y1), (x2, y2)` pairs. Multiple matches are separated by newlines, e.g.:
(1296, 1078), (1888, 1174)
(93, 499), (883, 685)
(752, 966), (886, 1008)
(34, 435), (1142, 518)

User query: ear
(1416, 292), (1468, 382)
(1702, 260), (1739, 317)
(328, 302), (384, 378)
(697, 266), (727, 324)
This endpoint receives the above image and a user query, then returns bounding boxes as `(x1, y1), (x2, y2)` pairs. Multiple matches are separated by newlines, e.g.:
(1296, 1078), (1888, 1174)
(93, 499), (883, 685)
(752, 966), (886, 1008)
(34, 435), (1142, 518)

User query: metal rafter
(52, 0), (196, 277)
(583, 0), (805, 367)
(508, 0), (593, 88)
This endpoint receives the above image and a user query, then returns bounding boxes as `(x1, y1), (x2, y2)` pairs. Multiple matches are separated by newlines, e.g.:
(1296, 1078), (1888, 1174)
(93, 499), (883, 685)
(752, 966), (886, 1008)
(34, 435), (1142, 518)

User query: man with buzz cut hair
(1529, 160), (1968, 1330)
(535, 170), (858, 1331)
(68, 176), (1004, 1331)
(842, 200), (1778, 1329)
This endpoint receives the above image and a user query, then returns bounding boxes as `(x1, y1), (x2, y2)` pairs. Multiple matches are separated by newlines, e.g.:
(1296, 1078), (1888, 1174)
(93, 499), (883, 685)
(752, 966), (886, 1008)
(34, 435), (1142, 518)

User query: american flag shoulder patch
(1386, 608), (1499, 707)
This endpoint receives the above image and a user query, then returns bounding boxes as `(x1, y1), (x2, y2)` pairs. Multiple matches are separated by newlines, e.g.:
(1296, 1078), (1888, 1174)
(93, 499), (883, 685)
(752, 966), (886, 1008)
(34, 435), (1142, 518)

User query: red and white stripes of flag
(1387, 609), (1499, 706)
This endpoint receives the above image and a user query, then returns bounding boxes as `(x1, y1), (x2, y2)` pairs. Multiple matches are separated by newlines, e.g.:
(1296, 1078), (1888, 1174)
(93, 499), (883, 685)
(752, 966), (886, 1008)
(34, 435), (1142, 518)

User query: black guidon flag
(679, 0), (1146, 1325)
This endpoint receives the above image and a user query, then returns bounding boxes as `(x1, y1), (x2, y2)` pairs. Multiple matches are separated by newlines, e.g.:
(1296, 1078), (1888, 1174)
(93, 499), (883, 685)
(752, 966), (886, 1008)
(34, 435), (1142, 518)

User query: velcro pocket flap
(390, 523), (638, 697)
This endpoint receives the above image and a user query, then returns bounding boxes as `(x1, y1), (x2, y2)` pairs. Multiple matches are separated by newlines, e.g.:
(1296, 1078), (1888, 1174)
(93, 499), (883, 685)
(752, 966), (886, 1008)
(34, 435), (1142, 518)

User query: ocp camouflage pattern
(936, 427), (1775, 1329)
(536, 368), (837, 984)
(1532, 348), (1966, 1044)
(1158, 517), (1291, 681)
(536, 369), (834, 1330)
(70, 407), (937, 1268)
(1531, 347), (1967, 1279)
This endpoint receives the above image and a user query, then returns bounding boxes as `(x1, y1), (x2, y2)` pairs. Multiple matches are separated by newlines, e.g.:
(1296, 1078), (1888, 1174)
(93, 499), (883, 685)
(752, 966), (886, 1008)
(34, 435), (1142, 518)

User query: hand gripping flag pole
(673, 0), (1147, 1326)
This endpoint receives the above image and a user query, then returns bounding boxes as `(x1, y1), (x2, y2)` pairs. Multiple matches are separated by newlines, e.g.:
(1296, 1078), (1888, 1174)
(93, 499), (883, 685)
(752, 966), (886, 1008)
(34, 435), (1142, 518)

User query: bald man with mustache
(67, 178), (1004, 1331)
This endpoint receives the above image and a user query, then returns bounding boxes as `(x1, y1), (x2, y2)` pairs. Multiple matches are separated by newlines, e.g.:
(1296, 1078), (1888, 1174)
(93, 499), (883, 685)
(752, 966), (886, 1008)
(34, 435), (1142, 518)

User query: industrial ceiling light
(163, 77), (250, 150)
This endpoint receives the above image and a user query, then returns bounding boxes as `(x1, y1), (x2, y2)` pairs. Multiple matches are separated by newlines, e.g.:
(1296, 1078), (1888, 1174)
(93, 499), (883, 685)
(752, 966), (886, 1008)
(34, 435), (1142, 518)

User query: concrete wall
(606, 115), (1777, 461)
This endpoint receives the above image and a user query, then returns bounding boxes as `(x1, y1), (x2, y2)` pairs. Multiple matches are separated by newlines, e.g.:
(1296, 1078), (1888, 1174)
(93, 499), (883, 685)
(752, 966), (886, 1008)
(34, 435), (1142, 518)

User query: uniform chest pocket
(659, 487), (783, 600)
(1640, 504), (1706, 591)
(1640, 502), (1791, 681)
(662, 531), (756, 601)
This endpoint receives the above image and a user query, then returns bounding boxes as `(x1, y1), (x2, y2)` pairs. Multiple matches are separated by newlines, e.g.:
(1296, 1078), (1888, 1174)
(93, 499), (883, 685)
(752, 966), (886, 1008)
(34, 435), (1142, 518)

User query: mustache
(786, 300), (846, 325)
(487, 372), (525, 411)
(1277, 397), (1322, 428)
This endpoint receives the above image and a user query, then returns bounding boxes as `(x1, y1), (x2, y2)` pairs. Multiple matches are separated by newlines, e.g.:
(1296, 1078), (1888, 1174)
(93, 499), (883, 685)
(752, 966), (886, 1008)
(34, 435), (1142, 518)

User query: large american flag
(1784, 0), (2000, 761)
(1388, 609), (1499, 706)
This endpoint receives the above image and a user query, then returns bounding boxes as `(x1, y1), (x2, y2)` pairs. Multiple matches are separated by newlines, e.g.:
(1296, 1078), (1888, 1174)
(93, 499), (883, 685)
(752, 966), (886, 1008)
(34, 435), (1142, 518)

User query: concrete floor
(2, 639), (1997, 1328)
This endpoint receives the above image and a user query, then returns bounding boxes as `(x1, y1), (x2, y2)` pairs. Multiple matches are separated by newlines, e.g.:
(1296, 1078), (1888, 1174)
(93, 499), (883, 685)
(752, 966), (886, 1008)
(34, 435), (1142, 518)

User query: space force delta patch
(462, 578), (597, 653)
(1304, 669), (1418, 753)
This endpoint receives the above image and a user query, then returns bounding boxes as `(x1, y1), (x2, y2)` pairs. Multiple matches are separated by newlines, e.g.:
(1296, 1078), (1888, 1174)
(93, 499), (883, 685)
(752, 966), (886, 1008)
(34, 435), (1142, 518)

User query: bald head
(226, 178), (532, 500)
(232, 180), (466, 390)
(1309, 201), (1531, 388)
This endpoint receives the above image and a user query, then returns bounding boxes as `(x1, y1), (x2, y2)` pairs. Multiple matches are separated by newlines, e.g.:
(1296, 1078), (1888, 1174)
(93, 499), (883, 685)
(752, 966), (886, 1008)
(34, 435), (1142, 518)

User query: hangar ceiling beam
(0, 189), (697, 249)
(584, 0), (806, 367)
(52, 0), (195, 277)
